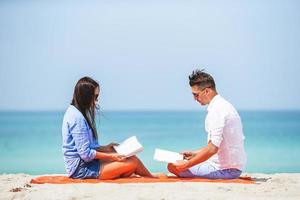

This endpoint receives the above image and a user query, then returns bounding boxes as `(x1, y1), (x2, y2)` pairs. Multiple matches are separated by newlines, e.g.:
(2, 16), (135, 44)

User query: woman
(62, 77), (153, 179)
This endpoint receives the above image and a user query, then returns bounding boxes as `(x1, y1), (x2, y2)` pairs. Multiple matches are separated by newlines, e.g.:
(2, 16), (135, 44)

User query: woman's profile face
(93, 87), (100, 105)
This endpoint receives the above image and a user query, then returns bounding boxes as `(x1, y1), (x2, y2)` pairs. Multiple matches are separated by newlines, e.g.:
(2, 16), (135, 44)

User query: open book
(153, 148), (184, 164)
(113, 136), (144, 157)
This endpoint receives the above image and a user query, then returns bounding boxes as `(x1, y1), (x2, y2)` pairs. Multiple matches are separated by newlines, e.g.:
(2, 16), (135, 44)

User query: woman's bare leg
(99, 156), (138, 180)
(131, 156), (153, 177)
(99, 156), (153, 179)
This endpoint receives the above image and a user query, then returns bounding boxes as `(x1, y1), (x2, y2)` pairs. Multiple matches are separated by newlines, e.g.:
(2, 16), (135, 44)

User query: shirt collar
(207, 94), (221, 112)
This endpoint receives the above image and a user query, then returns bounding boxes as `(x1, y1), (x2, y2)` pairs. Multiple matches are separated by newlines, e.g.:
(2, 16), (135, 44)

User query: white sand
(0, 173), (300, 200)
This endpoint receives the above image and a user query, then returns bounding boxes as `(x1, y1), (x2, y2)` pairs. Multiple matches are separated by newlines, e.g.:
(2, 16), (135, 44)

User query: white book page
(113, 136), (144, 157)
(153, 148), (184, 164)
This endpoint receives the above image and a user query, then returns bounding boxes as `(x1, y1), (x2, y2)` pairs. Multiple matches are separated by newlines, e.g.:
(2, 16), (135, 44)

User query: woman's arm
(70, 117), (98, 162)
(95, 151), (126, 162)
(96, 143), (118, 153)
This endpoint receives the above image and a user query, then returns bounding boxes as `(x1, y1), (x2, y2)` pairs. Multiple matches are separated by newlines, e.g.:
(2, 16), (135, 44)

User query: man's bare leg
(167, 163), (181, 176)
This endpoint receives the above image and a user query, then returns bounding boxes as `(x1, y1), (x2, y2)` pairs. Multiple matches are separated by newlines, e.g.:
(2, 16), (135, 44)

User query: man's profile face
(191, 85), (208, 105)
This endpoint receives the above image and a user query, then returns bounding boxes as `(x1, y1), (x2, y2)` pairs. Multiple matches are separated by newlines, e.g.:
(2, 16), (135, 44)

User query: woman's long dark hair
(71, 77), (99, 139)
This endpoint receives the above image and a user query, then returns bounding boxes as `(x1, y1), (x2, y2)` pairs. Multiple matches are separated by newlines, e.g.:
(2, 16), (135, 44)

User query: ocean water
(0, 110), (300, 175)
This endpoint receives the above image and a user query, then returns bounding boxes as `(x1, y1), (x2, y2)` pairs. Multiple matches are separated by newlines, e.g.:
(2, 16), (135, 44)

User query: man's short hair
(189, 69), (216, 90)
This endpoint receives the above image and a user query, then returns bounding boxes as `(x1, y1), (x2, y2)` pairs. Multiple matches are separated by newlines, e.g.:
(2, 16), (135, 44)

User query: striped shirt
(62, 105), (100, 177)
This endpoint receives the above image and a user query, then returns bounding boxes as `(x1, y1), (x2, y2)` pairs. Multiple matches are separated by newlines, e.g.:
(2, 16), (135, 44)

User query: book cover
(113, 136), (144, 157)
(153, 148), (184, 164)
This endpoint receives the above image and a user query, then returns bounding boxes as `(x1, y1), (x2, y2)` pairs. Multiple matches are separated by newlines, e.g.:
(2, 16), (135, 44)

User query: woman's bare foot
(152, 173), (168, 178)
(128, 174), (142, 178)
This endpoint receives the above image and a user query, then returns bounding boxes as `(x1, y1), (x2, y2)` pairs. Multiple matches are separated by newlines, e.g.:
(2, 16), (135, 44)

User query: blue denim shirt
(62, 105), (100, 177)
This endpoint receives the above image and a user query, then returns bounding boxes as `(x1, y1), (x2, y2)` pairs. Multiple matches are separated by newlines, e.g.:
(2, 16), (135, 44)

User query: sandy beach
(0, 173), (299, 200)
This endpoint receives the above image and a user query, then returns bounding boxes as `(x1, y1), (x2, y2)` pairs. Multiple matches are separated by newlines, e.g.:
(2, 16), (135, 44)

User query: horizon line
(0, 108), (300, 112)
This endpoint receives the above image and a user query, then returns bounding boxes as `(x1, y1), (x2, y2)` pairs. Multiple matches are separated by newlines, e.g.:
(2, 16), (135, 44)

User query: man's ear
(205, 88), (210, 94)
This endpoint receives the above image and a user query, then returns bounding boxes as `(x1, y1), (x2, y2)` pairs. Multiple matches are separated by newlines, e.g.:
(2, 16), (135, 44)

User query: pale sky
(0, 0), (299, 111)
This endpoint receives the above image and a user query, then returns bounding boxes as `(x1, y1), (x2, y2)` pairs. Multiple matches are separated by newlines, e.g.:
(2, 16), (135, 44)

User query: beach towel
(30, 175), (255, 184)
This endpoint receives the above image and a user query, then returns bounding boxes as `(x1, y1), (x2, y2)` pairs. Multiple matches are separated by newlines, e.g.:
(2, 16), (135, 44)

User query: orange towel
(30, 175), (255, 184)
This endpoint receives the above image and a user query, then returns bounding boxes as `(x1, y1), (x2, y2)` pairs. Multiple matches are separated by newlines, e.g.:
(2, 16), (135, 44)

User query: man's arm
(187, 141), (218, 166)
(174, 141), (218, 171)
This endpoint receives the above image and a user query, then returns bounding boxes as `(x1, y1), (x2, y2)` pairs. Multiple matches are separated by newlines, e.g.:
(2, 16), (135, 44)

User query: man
(168, 69), (247, 179)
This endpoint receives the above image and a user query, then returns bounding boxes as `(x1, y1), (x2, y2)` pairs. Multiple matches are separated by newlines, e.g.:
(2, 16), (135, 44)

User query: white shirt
(205, 95), (247, 170)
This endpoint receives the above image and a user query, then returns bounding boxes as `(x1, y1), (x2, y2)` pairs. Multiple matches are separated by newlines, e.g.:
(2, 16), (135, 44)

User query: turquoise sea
(0, 110), (300, 175)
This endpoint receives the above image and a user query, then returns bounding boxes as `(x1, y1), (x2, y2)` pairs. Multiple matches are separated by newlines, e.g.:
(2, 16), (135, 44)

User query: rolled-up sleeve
(209, 128), (223, 147)
(69, 116), (96, 162)
(207, 112), (225, 148)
